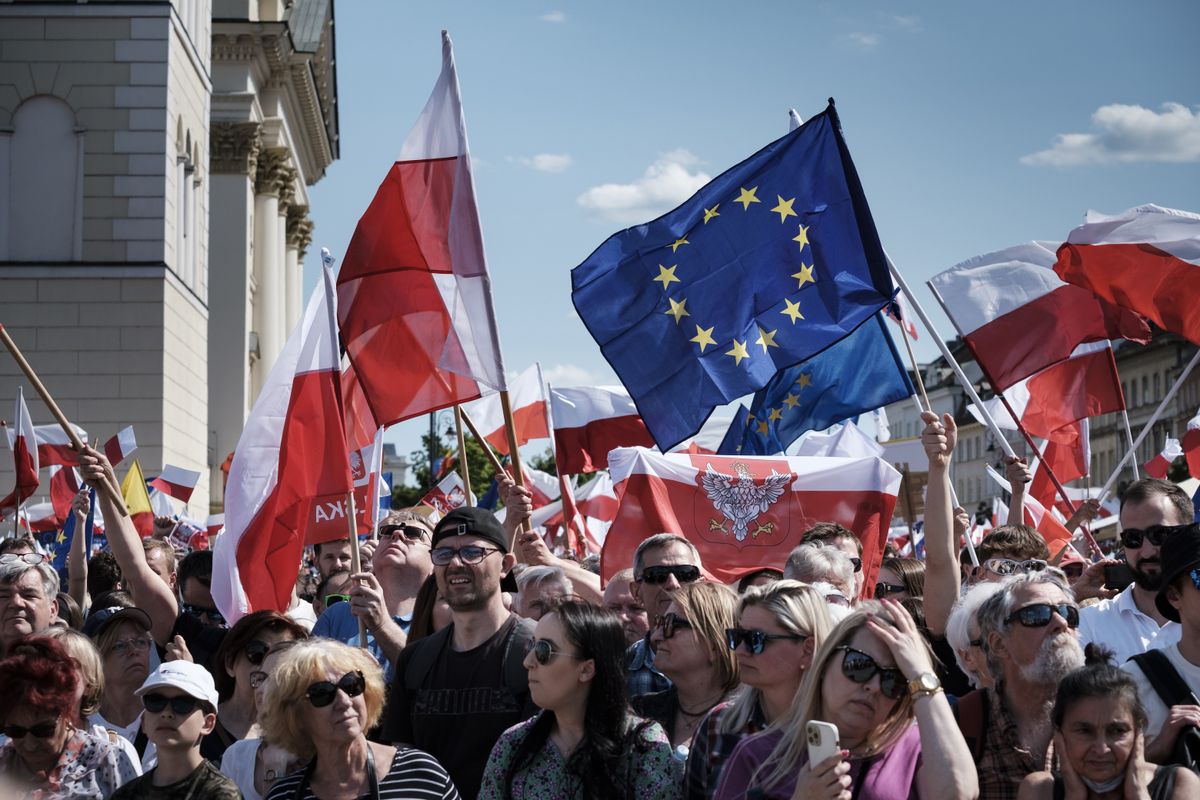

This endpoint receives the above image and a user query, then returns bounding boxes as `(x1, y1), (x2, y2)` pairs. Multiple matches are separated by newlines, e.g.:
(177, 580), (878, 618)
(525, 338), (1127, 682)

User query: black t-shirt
(930, 634), (973, 698)
(170, 612), (227, 674)
(383, 614), (537, 799)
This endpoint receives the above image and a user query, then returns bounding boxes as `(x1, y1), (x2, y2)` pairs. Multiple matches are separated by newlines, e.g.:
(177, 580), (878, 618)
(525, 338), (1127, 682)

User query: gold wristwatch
(908, 672), (942, 698)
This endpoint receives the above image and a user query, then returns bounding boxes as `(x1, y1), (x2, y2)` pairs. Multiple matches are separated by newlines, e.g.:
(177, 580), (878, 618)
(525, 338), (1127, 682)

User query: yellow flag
(120, 459), (155, 536)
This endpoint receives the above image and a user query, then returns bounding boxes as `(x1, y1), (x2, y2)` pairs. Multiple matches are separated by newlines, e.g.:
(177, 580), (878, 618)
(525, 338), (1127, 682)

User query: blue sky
(301, 1), (1200, 477)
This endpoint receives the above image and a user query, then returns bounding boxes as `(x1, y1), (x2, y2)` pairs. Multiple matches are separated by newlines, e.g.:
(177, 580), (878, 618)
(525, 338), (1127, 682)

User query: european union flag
(746, 313), (914, 451)
(717, 404), (784, 456)
(37, 487), (95, 576)
(572, 101), (895, 450)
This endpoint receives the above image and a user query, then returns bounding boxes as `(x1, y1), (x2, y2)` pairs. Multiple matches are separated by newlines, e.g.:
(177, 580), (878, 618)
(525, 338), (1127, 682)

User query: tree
(390, 420), (501, 511)
(527, 448), (557, 476)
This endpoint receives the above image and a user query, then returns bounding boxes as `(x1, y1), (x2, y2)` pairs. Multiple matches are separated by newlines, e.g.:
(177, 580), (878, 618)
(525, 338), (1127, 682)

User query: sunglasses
(638, 565), (702, 585)
(143, 693), (203, 716)
(837, 646), (905, 699)
(1119, 523), (1190, 550)
(874, 582), (907, 599)
(430, 545), (500, 566)
(380, 524), (429, 543)
(249, 671), (268, 689)
(849, 557), (862, 573)
(1005, 602), (1080, 629)
(243, 639), (270, 666)
(524, 638), (586, 666)
(653, 612), (693, 640)
(982, 558), (1047, 577)
(305, 671), (366, 708)
(180, 602), (226, 627)
(725, 627), (805, 655)
(324, 593), (351, 608)
(2, 720), (58, 739)
(0, 553), (49, 566)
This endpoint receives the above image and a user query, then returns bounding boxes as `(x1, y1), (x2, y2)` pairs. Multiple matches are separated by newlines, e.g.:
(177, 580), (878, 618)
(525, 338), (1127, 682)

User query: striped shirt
(264, 747), (460, 800)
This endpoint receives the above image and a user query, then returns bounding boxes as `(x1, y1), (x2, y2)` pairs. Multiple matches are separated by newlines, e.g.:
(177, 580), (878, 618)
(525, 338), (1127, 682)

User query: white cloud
(541, 363), (611, 387)
(1021, 102), (1200, 166)
(576, 149), (711, 224)
(891, 15), (921, 30)
(540, 10), (565, 23)
(846, 32), (881, 50)
(515, 153), (572, 173)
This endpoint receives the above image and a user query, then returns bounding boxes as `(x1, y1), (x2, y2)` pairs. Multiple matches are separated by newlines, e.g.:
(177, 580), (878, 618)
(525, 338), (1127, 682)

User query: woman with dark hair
(1018, 647), (1198, 800)
(874, 557), (925, 601)
(479, 600), (678, 799)
(407, 573), (452, 644)
(204, 609), (309, 762)
(0, 636), (139, 797)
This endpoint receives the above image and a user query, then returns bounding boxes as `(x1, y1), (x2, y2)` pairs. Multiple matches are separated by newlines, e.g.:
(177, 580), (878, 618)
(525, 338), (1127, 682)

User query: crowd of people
(1, 416), (1199, 799)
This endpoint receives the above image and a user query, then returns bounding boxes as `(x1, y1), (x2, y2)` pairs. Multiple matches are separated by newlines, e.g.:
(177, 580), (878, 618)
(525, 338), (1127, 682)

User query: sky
(300, 1), (1200, 480)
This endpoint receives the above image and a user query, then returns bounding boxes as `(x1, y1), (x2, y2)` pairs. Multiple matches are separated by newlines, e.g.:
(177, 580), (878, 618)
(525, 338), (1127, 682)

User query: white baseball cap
(135, 661), (219, 709)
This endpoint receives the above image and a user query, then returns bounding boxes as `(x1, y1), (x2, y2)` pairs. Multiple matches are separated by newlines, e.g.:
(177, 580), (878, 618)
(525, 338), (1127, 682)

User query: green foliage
(389, 419), (501, 511)
(527, 448), (557, 477)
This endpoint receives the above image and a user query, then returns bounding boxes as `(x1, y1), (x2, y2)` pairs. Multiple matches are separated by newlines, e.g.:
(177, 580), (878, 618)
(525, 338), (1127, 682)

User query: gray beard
(1019, 633), (1085, 685)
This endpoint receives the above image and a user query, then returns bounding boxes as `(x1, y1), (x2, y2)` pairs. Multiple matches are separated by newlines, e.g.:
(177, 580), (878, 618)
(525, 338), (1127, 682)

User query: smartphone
(806, 720), (840, 767)
(1104, 562), (1135, 592)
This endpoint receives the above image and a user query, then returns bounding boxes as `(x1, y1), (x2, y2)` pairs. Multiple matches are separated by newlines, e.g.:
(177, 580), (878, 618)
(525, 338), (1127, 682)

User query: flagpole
(452, 406), (471, 499)
(344, 489), (368, 649)
(457, 407), (509, 478)
(947, 481), (979, 568)
(1119, 409), (1141, 480)
(0, 325), (128, 516)
(883, 257), (931, 411)
(1098, 348), (1200, 503)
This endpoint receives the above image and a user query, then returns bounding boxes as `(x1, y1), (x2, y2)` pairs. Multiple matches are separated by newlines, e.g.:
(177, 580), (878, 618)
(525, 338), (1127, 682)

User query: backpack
(951, 688), (991, 764)
(403, 615), (535, 697)
(1128, 649), (1200, 772)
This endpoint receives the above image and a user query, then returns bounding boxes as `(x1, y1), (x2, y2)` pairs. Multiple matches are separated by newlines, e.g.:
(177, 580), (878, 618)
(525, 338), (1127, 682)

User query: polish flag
(467, 364), (548, 454)
(418, 471), (471, 520)
(986, 464), (1073, 556)
(928, 241), (1149, 390)
(550, 386), (655, 474)
(575, 471), (618, 522)
(149, 465), (202, 504)
(1027, 421), (1090, 513)
(885, 290), (919, 341)
(340, 358), (379, 454)
(49, 465), (81, 526)
(1055, 204), (1200, 347)
(336, 32), (506, 429)
(1144, 438), (1183, 480)
(20, 502), (57, 534)
(206, 514), (225, 539)
(104, 426), (138, 466)
(4, 423), (88, 467)
(601, 447), (901, 592)
(0, 388), (40, 516)
(1181, 408), (1200, 480)
(213, 266), (353, 624)
(349, 429), (388, 535)
(523, 466), (560, 508)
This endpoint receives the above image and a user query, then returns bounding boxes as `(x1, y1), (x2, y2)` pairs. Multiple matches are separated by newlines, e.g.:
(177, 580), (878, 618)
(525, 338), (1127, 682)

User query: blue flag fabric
(572, 102), (895, 450)
(717, 404), (784, 456)
(477, 477), (500, 511)
(746, 313), (915, 452)
(37, 487), (96, 576)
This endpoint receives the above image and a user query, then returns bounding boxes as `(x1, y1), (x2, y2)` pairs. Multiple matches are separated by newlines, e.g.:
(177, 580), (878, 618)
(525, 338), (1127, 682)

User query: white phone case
(806, 720), (840, 766)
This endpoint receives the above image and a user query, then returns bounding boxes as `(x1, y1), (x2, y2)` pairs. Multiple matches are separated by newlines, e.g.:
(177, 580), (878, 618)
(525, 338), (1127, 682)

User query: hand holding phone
(806, 720), (840, 766)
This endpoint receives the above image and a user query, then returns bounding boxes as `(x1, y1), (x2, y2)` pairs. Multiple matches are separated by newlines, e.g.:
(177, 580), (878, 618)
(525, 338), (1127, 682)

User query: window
(175, 127), (201, 290)
(1142, 376), (1150, 407)
(3, 96), (82, 260)
(1154, 373), (1161, 402)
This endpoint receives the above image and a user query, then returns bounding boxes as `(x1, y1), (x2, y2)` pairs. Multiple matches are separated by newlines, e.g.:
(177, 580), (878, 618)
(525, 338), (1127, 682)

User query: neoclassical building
(0, 0), (338, 515)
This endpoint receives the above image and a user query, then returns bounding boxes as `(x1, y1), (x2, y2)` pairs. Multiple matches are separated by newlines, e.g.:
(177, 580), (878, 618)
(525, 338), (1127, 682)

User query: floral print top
(0, 726), (140, 799)
(478, 712), (681, 800)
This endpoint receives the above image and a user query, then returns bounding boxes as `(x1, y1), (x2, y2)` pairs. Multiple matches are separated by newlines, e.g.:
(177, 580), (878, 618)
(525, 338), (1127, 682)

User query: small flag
(1182, 408), (1200, 480)
(3, 423), (88, 467)
(1144, 438), (1183, 480)
(104, 426), (138, 466)
(120, 459), (155, 537)
(418, 471), (471, 520)
(0, 388), (40, 516)
(466, 364), (549, 455)
(149, 465), (201, 504)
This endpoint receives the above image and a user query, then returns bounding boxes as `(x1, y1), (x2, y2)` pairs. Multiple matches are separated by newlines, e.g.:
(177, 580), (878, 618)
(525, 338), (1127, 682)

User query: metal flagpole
(453, 406), (471, 500)
(1119, 410), (1141, 480)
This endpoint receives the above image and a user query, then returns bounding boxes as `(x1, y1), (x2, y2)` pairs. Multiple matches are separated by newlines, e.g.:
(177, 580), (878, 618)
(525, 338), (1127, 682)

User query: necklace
(678, 694), (723, 717)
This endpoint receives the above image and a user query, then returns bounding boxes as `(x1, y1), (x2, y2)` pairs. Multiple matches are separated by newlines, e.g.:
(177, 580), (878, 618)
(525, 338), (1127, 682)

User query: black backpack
(1128, 649), (1200, 772)
(402, 615), (535, 697)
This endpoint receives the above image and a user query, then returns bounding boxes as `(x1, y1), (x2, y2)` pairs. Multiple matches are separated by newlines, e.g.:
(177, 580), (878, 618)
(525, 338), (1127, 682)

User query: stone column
(276, 167), (298, 346)
(285, 205), (313, 333)
(253, 148), (289, 382)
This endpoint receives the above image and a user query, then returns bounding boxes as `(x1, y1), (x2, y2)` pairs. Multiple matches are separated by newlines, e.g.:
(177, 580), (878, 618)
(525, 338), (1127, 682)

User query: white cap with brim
(135, 661), (219, 709)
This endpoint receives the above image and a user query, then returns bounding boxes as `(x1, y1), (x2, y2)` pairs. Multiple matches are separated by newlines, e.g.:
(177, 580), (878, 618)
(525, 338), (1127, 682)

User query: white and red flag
(987, 464), (1073, 557)
(213, 266), (353, 623)
(4, 423), (87, 467)
(205, 514), (225, 539)
(550, 385), (655, 474)
(574, 471), (618, 523)
(20, 502), (57, 534)
(522, 466), (560, 508)
(600, 447), (900, 592)
(1027, 421), (1090, 513)
(929, 241), (1149, 390)
(467, 364), (548, 454)
(103, 426), (138, 466)
(48, 465), (81, 526)
(1182, 408), (1200, 480)
(0, 388), (39, 517)
(418, 471), (471, 520)
(336, 32), (506, 429)
(1055, 204), (1200, 346)
(149, 465), (202, 504)
(1144, 438), (1183, 480)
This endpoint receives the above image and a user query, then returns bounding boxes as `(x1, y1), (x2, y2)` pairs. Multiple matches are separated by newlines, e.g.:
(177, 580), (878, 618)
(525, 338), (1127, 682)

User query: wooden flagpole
(457, 407), (508, 478)
(452, 406), (471, 499)
(345, 489), (368, 648)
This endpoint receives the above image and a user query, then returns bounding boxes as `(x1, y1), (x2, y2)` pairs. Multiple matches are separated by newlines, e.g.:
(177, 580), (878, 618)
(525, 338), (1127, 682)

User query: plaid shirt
(626, 635), (672, 698)
(977, 687), (1055, 800)
(683, 699), (767, 800)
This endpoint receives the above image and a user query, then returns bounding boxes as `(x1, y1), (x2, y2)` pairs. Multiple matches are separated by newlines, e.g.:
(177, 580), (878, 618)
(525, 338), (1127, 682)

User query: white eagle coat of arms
(700, 462), (790, 542)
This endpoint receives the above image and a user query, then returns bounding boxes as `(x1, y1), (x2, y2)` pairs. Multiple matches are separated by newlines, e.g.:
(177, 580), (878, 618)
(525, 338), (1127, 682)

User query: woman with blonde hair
(259, 638), (459, 799)
(715, 600), (977, 800)
(684, 580), (831, 799)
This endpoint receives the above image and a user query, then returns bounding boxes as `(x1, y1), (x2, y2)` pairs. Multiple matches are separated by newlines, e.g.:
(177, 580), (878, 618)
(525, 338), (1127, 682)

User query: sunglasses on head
(142, 693), (203, 716)
(1005, 602), (1080, 629)
(324, 593), (350, 608)
(725, 627), (805, 655)
(837, 645), (905, 699)
(524, 637), (586, 666)
(653, 612), (693, 640)
(380, 524), (429, 543)
(430, 545), (500, 566)
(982, 558), (1047, 577)
(0, 553), (49, 566)
(243, 639), (270, 666)
(305, 671), (365, 708)
(1119, 523), (1190, 550)
(639, 565), (701, 585)
(2, 720), (58, 739)
(874, 582), (907, 599)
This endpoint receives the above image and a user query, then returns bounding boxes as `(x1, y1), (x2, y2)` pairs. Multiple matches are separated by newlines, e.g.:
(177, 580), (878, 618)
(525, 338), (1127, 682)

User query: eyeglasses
(874, 582), (907, 599)
(849, 557), (862, 574)
(837, 646), (905, 699)
(725, 627), (806, 655)
(243, 639), (270, 666)
(524, 638), (586, 665)
(982, 558), (1047, 577)
(431, 545), (500, 566)
(968, 638), (983, 648)
(1119, 523), (1190, 550)
(2, 720), (58, 739)
(638, 565), (701, 585)
(824, 593), (851, 608)
(180, 602), (226, 627)
(143, 693), (202, 716)
(0, 553), (49, 566)
(652, 612), (693, 640)
(1005, 602), (1080, 629)
(380, 524), (429, 543)
(109, 636), (152, 658)
(249, 671), (268, 689)
(324, 593), (350, 607)
(305, 671), (365, 708)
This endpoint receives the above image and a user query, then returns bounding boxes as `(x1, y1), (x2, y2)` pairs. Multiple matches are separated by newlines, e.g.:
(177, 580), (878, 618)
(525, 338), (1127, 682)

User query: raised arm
(1005, 456), (1030, 526)
(66, 488), (90, 612)
(920, 411), (958, 637)
(501, 477), (602, 604)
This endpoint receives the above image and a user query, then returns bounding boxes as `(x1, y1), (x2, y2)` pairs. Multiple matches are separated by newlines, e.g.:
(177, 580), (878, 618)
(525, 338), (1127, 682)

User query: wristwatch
(908, 672), (942, 698)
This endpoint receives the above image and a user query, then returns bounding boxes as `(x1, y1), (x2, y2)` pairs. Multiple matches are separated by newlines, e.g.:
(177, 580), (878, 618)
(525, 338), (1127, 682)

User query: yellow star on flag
(791, 262), (815, 289)
(755, 327), (779, 352)
(783, 392), (801, 409)
(796, 372), (813, 390)
(792, 224), (810, 249)
(690, 324), (717, 352)
(781, 298), (805, 323)
(733, 186), (761, 210)
(669, 237), (689, 253)
(771, 195), (797, 223)
(664, 297), (690, 324)
(654, 264), (680, 290)
(746, 414), (756, 427)
(703, 205), (720, 224)
(56, 531), (66, 544)
(768, 407), (783, 422)
(756, 420), (770, 435)
(725, 339), (750, 365)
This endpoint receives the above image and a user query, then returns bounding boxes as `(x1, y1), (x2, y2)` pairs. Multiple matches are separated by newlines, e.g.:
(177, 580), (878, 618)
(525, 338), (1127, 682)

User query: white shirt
(1122, 642), (1200, 738)
(220, 737), (264, 800)
(1078, 584), (1180, 666)
(286, 597), (318, 631)
(88, 711), (157, 771)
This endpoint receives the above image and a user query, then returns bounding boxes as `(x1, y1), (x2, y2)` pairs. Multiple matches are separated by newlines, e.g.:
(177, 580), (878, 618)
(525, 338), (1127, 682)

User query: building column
(275, 168), (297, 344)
(285, 205), (313, 333)
(253, 148), (289, 382)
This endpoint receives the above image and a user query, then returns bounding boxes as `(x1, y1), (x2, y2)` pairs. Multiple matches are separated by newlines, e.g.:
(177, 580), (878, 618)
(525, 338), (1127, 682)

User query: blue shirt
(311, 602), (411, 680)
(626, 634), (672, 698)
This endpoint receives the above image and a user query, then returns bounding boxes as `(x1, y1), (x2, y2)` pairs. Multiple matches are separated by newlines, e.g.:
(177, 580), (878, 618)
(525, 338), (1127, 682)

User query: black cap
(432, 507), (518, 593)
(82, 605), (153, 640)
(1155, 523), (1200, 622)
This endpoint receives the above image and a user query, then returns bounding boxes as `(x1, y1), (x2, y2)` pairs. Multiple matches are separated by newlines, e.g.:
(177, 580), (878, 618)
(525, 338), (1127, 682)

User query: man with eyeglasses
(383, 505), (535, 799)
(1078, 477), (1188, 665)
(312, 510), (434, 669)
(0, 551), (59, 658)
(626, 532), (705, 698)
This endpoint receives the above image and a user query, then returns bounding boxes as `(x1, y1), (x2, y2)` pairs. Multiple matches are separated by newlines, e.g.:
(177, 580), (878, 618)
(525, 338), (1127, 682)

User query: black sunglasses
(874, 582), (907, 599)
(143, 693), (203, 716)
(181, 602), (226, 626)
(639, 565), (701, 585)
(1119, 523), (1190, 550)
(725, 627), (805, 655)
(2, 720), (58, 739)
(243, 639), (270, 666)
(837, 646), (905, 699)
(653, 612), (693, 640)
(1005, 602), (1080, 629)
(380, 524), (429, 543)
(305, 671), (366, 708)
(524, 638), (586, 666)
